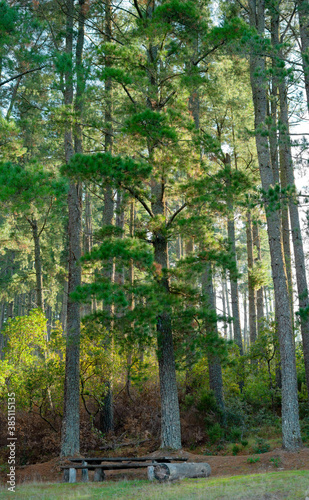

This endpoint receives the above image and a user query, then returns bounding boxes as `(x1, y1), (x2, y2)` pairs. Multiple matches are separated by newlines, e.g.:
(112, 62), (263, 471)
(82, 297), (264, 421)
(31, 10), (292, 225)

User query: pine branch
(0, 66), (46, 87)
(167, 203), (187, 227)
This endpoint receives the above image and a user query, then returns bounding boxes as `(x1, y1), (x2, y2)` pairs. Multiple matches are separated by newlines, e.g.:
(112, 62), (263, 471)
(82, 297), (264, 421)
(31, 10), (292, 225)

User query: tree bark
(98, 0), (115, 436)
(152, 183), (181, 450)
(243, 289), (248, 350)
(31, 219), (44, 310)
(246, 210), (257, 344)
(279, 110), (293, 315)
(252, 222), (264, 333)
(248, 0), (302, 450)
(297, 0), (309, 108)
(278, 75), (309, 402)
(226, 155), (243, 353)
(224, 277), (233, 340)
(148, 462), (211, 481)
(61, 0), (84, 457)
(221, 274), (228, 339)
(202, 262), (225, 414)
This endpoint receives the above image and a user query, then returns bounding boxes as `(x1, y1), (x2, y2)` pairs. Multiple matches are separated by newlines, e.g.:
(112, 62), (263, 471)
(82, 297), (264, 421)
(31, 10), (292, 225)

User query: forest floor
(11, 446), (309, 484)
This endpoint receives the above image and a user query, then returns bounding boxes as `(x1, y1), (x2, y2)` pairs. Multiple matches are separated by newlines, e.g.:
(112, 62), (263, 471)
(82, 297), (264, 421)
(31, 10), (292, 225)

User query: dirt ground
(13, 447), (309, 484)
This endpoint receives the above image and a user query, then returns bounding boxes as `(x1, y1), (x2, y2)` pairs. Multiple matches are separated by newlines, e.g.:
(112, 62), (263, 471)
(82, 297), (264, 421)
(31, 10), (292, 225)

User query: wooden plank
(93, 468), (105, 482)
(69, 456), (188, 463)
(61, 463), (153, 470)
(69, 468), (77, 483)
(81, 461), (89, 482)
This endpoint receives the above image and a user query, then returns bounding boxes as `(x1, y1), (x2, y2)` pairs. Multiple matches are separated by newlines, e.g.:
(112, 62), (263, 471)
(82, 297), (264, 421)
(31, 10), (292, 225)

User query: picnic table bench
(61, 456), (188, 483)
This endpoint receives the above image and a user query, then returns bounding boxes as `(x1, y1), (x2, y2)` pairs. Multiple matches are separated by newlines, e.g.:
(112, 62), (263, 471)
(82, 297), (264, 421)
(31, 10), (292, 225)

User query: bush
(227, 426), (242, 442)
(208, 423), (224, 444)
(232, 444), (241, 455)
(252, 438), (270, 454)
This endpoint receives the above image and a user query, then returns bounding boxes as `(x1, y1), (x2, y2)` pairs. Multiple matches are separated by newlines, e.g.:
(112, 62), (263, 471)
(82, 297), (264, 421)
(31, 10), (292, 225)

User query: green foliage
(252, 438), (270, 454)
(232, 443), (241, 455)
(0, 117), (26, 161)
(153, 0), (205, 35)
(208, 422), (224, 444)
(269, 457), (281, 467)
(0, 310), (64, 411)
(99, 67), (132, 85)
(125, 110), (177, 143)
(62, 152), (152, 189)
(0, 0), (18, 49)
(0, 161), (68, 213)
(82, 238), (153, 268)
(247, 456), (260, 464)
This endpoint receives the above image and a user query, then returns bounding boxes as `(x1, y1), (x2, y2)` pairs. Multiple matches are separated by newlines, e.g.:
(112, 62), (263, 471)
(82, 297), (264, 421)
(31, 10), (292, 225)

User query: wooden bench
(60, 456), (188, 483)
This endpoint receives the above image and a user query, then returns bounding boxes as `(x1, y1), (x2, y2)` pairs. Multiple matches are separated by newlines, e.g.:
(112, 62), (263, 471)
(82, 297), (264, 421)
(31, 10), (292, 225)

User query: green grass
(1, 471), (309, 499)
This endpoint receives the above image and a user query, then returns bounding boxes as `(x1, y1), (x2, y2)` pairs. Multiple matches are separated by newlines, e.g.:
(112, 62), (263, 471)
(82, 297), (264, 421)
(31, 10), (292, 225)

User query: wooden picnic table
(69, 456), (188, 464)
(61, 456), (188, 483)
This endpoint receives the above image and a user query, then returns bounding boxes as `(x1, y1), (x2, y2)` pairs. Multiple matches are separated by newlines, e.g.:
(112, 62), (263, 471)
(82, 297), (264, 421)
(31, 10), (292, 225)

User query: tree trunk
(246, 210), (257, 344)
(248, 0), (302, 450)
(31, 219), (44, 311)
(252, 222), (264, 333)
(279, 114), (293, 315)
(264, 287), (269, 320)
(61, 0), (84, 457)
(152, 185), (181, 450)
(279, 75), (309, 402)
(226, 155), (243, 354)
(126, 198), (135, 392)
(268, 3), (280, 186)
(202, 262), (225, 414)
(61, 280), (68, 334)
(224, 278), (233, 340)
(84, 189), (93, 255)
(297, 0), (309, 108)
(243, 289), (248, 350)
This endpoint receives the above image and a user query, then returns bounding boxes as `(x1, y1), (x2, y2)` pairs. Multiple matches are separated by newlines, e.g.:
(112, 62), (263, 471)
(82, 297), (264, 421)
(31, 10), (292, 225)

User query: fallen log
(148, 462), (211, 481)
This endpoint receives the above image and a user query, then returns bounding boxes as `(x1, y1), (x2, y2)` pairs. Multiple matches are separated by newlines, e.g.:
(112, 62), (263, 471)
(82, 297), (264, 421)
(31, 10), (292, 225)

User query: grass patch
(0, 471), (309, 499)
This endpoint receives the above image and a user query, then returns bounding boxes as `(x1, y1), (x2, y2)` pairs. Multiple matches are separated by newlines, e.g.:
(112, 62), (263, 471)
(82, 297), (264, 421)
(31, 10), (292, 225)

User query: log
(148, 462), (211, 482)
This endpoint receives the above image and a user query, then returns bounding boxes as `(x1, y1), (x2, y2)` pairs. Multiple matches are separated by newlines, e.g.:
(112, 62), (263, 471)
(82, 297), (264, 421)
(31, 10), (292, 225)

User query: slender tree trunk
(252, 222), (264, 333)
(221, 274), (228, 339)
(269, 4), (280, 186)
(84, 189), (93, 254)
(264, 287), (269, 320)
(248, 0), (302, 450)
(31, 219), (44, 311)
(226, 155), (243, 353)
(243, 289), (248, 350)
(279, 120), (293, 315)
(202, 262), (225, 414)
(126, 199), (135, 392)
(61, 0), (84, 457)
(99, 0), (116, 435)
(279, 76), (309, 402)
(6, 76), (21, 120)
(224, 278), (233, 340)
(61, 281), (68, 334)
(297, 0), (309, 108)
(246, 210), (257, 344)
